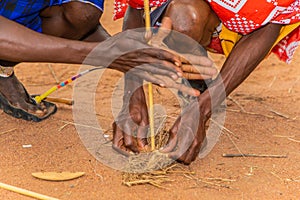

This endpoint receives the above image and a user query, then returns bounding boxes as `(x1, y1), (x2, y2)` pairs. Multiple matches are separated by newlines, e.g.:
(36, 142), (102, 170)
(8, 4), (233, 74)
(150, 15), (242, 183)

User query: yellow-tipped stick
(34, 86), (58, 104)
(143, 0), (155, 151)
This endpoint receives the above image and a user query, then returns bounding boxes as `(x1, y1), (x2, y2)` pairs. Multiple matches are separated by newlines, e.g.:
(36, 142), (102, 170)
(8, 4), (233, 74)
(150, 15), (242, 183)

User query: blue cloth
(0, 0), (104, 32)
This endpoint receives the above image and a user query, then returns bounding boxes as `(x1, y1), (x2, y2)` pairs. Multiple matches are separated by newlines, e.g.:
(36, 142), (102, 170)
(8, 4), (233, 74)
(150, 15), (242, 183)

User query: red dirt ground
(0, 1), (299, 199)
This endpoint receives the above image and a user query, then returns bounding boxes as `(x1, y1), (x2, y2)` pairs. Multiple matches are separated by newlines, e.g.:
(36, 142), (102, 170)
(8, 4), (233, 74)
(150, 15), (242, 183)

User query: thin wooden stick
(0, 182), (58, 200)
(44, 97), (73, 105)
(222, 153), (287, 158)
(144, 0), (155, 151)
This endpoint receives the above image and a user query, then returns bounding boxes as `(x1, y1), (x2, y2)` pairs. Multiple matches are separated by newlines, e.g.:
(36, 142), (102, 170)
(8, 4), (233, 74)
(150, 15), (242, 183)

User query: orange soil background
(0, 1), (299, 199)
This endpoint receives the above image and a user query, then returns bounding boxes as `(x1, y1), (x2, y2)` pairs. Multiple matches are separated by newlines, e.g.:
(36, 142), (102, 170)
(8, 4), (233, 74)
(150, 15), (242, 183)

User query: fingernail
(160, 84), (165, 87)
(175, 62), (180, 67)
(171, 74), (178, 80)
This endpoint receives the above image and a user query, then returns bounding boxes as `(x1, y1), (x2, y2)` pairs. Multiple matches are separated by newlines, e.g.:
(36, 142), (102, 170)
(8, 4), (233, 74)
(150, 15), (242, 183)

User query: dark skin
(0, 2), (214, 117)
(113, 0), (283, 164)
(112, 5), (218, 155)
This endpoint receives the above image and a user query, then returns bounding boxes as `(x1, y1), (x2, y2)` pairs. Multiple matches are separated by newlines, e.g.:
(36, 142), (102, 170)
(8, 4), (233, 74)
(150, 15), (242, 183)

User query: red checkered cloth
(208, 0), (300, 63)
(114, 0), (167, 20)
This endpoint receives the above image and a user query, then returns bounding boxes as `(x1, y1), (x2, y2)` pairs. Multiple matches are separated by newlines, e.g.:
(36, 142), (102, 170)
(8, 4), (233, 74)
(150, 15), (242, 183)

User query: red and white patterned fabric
(208, 0), (299, 34)
(208, 0), (300, 63)
(114, 0), (167, 20)
(113, 0), (300, 63)
(272, 27), (299, 63)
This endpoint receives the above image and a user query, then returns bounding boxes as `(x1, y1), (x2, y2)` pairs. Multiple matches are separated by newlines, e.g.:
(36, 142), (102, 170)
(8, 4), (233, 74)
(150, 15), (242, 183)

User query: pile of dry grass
(121, 128), (195, 189)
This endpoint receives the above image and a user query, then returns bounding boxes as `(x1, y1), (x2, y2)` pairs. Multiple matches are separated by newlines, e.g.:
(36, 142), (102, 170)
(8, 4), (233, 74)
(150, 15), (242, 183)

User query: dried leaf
(32, 172), (85, 181)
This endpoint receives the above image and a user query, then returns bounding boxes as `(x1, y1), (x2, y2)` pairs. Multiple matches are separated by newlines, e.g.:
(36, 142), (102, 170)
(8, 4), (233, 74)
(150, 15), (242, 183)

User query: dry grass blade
(269, 109), (290, 119)
(228, 96), (246, 112)
(273, 135), (295, 138)
(288, 77), (299, 93)
(60, 120), (102, 131)
(183, 174), (232, 189)
(32, 172), (85, 181)
(47, 64), (60, 84)
(227, 108), (274, 119)
(287, 137), (300, 143)
(0, 128), (17, 136)
(210, 118), (239, 139)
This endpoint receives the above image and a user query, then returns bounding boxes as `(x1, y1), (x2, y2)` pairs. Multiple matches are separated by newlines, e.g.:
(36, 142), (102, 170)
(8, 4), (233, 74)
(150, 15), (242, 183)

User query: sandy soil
(0, 1), (299, 199)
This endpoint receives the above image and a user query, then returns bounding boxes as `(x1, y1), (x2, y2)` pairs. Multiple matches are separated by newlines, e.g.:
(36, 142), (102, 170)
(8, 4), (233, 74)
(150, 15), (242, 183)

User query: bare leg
(0, 2), (106, 117)
(40, 2), (110, 41)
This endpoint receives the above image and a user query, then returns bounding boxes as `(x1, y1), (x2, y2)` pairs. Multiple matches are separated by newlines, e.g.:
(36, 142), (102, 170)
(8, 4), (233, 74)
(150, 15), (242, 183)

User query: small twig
(288, 77), (299, 93)
(286, 178), (300, 183)
(270, 171), (284, 181)
(155, 88), (162, 95)
(287, 137), (300, 143)
(222, 153), (287, 158)
(270, 109), (291, 119)
(205, 177), (236, 182)
(0, 128), (17, 136)
(223, 131), (244, 156)
(273, 135), (295, 138)
(228, 96), (246, 112)
(149, 181), (170, 190)
(210, 118), (239, 139)
(268, 76), (277, 88)
(47, 64), (60, 84)
(60, 120), (102, 131)
(167, 171), (196, 174)
(123, 179), (152, 187)
(89, 160), (104, 182)
(227, 108), (274, 119)
(58, 123), (69, 131)
(186, 175), (232, 189)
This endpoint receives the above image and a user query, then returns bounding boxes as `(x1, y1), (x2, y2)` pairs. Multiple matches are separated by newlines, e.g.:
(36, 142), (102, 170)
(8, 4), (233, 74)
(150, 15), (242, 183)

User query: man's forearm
(0, 16), (98, 64)
(200, 23), (282, 116)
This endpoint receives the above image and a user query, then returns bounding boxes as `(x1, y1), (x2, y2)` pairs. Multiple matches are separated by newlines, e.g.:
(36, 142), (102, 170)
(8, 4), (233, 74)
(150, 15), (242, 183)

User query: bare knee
(41, 2), (102, 40)
(165, 0), (210, 42)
